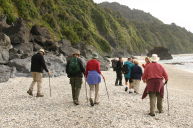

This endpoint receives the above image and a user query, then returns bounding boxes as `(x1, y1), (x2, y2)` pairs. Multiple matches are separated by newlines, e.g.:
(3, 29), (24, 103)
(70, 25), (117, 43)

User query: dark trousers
(70, 77), (82, 102)
(115, 71), (122, 85)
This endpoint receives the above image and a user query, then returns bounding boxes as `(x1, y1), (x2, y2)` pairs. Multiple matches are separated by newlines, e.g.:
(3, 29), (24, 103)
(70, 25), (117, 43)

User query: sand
(0, 64), (193, 128)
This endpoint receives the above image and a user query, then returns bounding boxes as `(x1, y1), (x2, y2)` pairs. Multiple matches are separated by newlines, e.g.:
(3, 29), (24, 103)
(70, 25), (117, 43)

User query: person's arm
(161, 65), (168, 83)
(78, 58), (85, 75)
(85, 61), (89, 77)
(66, 60), (70, 75)
(96, 61), (101, 74)
(142, 67), (148, 82)
(40, 56), (49, 72)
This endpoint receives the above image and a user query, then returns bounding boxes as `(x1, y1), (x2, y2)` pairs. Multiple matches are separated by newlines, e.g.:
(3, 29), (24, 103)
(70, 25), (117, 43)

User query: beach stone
(0, 65), (11, 83)
(147, 47), (173, 60)
(0, 33), (12, 64)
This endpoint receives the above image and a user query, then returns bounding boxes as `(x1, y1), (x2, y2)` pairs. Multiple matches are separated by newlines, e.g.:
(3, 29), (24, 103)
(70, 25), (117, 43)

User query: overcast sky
(93, 0), (193, 33)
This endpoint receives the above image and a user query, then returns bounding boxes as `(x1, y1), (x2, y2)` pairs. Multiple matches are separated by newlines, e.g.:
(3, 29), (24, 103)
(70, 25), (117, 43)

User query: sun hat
(151, 54), (160, 62)
(39, 48), (45, 55)
(72, 49), (80, 55)
(92, 53), (99, 59)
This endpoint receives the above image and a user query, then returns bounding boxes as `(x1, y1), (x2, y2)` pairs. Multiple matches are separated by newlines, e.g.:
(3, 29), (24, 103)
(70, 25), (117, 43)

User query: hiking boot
(119, 84), (123, 86)
(129, 91), (133, 94)
(148, 113), (155, 117)
(89, 98), (94, 106)
(115, 84), (119, 86)
(125, 87), (128, 92)
(94, 102), (100, 105)
(27, 90), (33, 96)
(36, 93), (44, 97)
(74, 100), (80, 105)
(159, 110), (164, 113)
(134, 91), (139, 94)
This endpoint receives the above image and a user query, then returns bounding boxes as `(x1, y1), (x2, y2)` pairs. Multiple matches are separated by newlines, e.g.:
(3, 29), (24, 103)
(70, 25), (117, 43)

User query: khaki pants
(149, 92), (163, 114)
(89, 84), (99, 103)
(29, 72), (43, 94)
(131, 80), (140, 93)
(70, 77), (82, 102)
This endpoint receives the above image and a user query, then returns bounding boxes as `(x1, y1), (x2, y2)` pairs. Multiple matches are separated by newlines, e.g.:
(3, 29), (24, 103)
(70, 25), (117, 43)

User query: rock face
(74, 43), (110, 71)
(8, 58), (31, 74)
(147, 47), (173, 60)
(0, 33), (12, 64)
(0, 18), (110, 83)
(0, 65), (11, 82)
(44, 54), (67, 77)
(58, 40), (78, 56)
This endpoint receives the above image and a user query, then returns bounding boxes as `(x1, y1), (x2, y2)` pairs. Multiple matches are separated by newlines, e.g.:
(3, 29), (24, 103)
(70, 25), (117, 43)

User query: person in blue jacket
(124, 57), (134, 93)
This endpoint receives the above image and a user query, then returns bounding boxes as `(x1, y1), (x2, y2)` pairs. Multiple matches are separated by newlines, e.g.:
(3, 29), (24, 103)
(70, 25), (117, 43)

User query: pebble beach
(0, 64), (193, 128)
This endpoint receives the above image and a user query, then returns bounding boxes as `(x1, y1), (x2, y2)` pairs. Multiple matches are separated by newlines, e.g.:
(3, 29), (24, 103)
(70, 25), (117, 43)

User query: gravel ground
(0, 68), (193, 128)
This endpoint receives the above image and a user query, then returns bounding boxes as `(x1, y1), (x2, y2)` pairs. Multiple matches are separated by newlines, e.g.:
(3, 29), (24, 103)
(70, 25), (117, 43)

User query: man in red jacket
(142, 54), (168, 116)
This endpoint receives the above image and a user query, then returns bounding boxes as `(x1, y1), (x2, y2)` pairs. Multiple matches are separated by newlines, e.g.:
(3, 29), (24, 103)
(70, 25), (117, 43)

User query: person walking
(142, 54), (168, 116)
(123, 57), (134, 93)
(115, 57), (123, 86)
(85, 53), (105, 106)
(111, 58), (118, 71)
(130, 59), (143, 94)
(66, 50), (85, 105)
(27, 49), (51, 97)
(142, 57), (151, 69)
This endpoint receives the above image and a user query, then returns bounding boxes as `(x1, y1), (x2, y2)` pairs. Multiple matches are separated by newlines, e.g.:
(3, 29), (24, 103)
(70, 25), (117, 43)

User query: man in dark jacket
(27, 49), (50, 97)
(66, 50), (85, 105)
(115, 57), (123, 86)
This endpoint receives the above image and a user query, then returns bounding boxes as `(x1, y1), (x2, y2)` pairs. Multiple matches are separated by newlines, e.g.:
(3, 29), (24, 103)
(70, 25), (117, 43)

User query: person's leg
(115, 71), (119, 85)
(94, 84), (99, 104)
(149, 92), (157, 116)
(89, 85), (95, 106)
(36, 73), (43, 97)
(157, 93), (163, 113)
(70, 78), (76, 102)
(74, 77), (82, 105)
(125, 78), (128, 91)
(134, 80), (140, 94)
(118, 72), (122, 85)
(28, 72), (36, 95)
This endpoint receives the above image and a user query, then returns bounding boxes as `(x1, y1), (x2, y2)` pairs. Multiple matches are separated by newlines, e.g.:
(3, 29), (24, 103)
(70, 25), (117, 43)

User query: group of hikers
(112, 55), (168, 116)
(27, 48), (168, 117)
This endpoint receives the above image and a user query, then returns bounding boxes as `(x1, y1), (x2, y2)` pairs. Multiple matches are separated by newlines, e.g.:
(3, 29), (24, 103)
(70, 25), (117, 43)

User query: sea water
(159, 54), (193, 73)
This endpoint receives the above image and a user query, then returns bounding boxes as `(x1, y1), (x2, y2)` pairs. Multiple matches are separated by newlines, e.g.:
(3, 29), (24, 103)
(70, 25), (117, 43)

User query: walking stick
(84, 77), (88, 103)
(48, 74), (52, 97)
(165, 83), (170, 115)
(103, 77), (110, 100)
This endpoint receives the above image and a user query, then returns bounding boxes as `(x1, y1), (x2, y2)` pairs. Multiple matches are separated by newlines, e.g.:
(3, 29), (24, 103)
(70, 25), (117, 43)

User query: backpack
(122, 64), (129, 74)
(68, 57), (81, 75)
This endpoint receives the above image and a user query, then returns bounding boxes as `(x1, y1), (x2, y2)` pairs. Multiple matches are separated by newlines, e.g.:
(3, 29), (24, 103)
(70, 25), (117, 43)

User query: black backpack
(122, 64), (129, 74)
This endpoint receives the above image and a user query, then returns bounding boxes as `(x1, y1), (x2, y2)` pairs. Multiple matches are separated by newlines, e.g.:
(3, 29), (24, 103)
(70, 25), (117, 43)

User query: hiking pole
(103, 77), (110, 100)
(165, 83), (170, 116)
(48, 74), (52, 97)
(84, 77), (88, 103)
